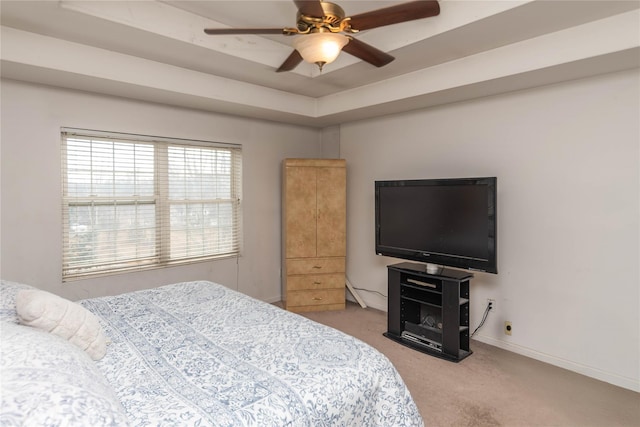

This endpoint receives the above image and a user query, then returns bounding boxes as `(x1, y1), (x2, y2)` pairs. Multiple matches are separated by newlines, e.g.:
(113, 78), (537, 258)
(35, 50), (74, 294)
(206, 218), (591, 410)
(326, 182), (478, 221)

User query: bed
(0, 279), (423, 426)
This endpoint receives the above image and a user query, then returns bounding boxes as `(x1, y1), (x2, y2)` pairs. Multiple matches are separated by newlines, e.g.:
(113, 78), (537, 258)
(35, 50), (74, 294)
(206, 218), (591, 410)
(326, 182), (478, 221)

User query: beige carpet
(294, 302), (639, 427)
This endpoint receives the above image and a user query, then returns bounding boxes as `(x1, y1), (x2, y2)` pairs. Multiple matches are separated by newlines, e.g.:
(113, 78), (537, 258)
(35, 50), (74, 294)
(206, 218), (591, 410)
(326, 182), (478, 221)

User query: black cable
(351, 286), (387, 298)
(470, 301), (492, 338)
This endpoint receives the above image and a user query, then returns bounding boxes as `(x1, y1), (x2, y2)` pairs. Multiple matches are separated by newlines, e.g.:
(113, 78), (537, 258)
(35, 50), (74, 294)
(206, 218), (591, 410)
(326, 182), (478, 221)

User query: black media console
(384, 262), (472, 362)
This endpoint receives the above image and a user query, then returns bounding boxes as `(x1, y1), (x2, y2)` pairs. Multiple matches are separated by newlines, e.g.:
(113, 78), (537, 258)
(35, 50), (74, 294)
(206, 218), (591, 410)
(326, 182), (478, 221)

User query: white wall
(340, 69), (640, 391)
(0, 79), (320, 302)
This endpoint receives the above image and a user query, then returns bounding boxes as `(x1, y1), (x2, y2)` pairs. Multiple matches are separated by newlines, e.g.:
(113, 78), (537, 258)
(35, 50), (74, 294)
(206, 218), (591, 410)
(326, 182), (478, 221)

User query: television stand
(384, 262), (473, 362)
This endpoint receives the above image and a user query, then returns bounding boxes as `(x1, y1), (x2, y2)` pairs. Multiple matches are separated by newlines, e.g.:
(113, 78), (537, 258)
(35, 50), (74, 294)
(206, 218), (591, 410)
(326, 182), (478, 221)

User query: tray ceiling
(1, 1), (638, 127)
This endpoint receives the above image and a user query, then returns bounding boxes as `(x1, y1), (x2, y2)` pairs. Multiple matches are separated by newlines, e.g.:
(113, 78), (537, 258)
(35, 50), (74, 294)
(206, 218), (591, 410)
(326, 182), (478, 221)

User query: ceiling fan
(203, 0), (440, 72)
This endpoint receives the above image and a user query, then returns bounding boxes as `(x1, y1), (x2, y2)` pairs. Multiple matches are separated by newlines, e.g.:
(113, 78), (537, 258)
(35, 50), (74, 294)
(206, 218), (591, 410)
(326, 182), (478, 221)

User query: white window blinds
(61, 129), (242, 280)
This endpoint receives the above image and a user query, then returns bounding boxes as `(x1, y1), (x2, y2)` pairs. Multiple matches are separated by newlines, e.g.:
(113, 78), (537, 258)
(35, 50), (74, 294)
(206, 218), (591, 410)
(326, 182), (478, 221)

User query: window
(61, 129), (241, 280)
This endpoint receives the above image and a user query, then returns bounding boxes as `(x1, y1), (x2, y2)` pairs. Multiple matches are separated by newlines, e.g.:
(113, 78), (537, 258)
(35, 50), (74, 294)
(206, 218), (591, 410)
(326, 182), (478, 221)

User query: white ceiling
(1, 1), (639, 127)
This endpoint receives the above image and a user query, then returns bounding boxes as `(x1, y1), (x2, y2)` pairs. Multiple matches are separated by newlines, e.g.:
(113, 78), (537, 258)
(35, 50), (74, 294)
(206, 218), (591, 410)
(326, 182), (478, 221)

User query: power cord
(351, 286), (387, 298)
(470, 300), (492, 338)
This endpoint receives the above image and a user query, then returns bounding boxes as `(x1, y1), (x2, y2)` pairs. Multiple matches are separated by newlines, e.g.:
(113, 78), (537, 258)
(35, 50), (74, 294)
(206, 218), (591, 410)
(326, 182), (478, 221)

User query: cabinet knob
(313, 281), (322, 285)
(312, 265), (322, 269)
(312, 297), (323, 301)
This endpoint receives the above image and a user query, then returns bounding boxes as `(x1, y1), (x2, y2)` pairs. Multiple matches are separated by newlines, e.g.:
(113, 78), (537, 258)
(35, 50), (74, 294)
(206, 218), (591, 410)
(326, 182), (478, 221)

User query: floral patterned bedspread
(80, 281), (423, 427)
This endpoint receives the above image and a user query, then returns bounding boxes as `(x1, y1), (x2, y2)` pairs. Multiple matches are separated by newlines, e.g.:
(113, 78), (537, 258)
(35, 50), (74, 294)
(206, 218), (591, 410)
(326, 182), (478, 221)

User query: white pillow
(16, 289), (108, 360)
(0, 322), (129, 426)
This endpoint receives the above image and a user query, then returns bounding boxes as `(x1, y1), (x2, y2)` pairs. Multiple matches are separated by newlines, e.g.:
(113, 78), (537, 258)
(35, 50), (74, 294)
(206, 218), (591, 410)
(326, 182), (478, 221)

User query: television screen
(375, 177), (497, 273)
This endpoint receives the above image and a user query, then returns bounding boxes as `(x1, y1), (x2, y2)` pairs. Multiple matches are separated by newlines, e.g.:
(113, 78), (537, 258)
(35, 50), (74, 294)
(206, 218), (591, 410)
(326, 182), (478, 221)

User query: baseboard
(262, 295), (281, 304)
(473, 334), (640, 393)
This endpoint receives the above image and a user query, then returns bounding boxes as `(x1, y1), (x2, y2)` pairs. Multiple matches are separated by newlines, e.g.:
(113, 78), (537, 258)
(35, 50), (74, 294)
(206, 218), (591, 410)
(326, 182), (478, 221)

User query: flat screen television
(375, 177), (497, 274)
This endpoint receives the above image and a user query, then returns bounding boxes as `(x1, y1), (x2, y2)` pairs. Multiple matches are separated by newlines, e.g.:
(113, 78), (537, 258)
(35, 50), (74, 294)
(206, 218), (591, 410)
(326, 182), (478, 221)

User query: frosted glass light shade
(293, 33), (349, 67)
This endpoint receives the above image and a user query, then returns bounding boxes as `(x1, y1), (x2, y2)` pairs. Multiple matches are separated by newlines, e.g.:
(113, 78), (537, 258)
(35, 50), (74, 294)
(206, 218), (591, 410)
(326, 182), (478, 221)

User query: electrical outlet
(505, 321), (512, 335)
(487, 298), (495, 310)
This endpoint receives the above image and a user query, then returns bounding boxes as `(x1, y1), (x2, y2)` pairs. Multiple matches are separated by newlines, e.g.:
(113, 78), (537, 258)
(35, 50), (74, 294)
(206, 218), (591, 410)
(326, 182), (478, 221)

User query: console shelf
(384, 262), (473, 362)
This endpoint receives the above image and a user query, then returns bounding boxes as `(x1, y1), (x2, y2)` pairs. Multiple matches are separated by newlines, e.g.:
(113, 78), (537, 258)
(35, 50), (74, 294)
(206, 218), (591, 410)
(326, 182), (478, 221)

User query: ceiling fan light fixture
(293, 32), (349, 70)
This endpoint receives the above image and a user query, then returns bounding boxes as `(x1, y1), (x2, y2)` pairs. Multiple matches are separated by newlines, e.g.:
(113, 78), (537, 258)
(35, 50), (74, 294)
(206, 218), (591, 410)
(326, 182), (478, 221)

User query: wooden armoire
(282, 158), (346, 312)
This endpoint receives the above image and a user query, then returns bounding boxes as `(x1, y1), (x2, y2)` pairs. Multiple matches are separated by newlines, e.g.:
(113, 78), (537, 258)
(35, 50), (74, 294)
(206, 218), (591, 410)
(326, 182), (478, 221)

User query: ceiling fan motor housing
(297, 2), (347, 33)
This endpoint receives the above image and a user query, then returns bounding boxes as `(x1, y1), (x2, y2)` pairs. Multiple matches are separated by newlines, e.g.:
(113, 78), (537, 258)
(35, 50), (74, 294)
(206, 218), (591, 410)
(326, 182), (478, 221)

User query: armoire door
(284, 165), (317, 258)
(316, 166), (346, 257)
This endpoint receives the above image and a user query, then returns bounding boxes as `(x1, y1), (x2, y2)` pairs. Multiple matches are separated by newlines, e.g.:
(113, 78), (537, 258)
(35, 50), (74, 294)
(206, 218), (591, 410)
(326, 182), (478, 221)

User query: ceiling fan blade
(342, 38), (394, 67)
(348, 0), (440, 31)
(204, 28), (288, 35)
(276, 50), (304, 72)
(293, 0), (324, 17)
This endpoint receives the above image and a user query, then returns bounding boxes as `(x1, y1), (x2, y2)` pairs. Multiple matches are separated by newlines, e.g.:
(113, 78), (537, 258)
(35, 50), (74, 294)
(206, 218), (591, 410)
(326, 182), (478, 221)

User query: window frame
(61, 128), (242, 281)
